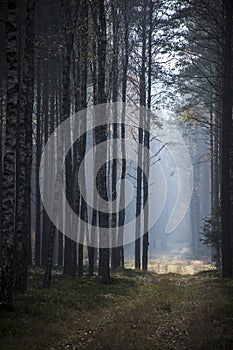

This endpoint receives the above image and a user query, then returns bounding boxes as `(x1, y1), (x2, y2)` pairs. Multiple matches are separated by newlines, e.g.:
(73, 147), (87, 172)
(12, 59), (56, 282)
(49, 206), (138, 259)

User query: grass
(126, 258), (215, 275)
(0, 268), (233, 349)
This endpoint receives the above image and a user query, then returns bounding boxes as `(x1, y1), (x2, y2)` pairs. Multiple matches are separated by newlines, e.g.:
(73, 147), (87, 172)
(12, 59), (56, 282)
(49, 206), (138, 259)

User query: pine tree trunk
(110, 2), (120, 271)
(62, 2), (78, 277)
(221, 0), (233, 277)
(41, 65), (50, 266)
(135, 0), (147, 270)
(142, 0), (152, 271)
(35, 59), (41, 266)
(56, 72), (63, 267)
(43, 2), (76, 286)
(117, 0), (130, 268)
(95, 0), (110, 283)
(76, 0), (88, 277)
(0, 94), (3, 238)
(88, 3), (98, 275)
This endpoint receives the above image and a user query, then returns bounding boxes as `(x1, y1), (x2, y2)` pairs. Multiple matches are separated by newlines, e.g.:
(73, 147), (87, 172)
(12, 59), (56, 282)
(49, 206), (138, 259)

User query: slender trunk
(97, 0), (110, 283)
(117, 0), (130, 268)
(121, 0), (129, 104)
(135, 0), (147, 270)
(41, 64), (50, 266)
(87, 3), (98, 275)
(210, 99), (218, 262)
(0, 94), (3, 238)
(110, 2), (120, 270)
(14, 0), (27, 291)
(56, 72), (63, 266)
(77, 0), (88, 277)
(63, 60), (76, 276)
(221, 1), (233, 277)
(142, 0), (152, 271)
(35, 59), (41, 266)
(43, 2), (78, 286)
(24, 0), (35, 267)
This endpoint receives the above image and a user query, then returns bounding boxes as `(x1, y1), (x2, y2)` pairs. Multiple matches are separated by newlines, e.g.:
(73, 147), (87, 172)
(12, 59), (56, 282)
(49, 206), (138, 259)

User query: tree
(35, 58), (42, 266)
(76, 0), (88, 277)
(62, 0), (78, 277)
(1, 0), (18, 308)
(96, 0), (111, 283)
(200, 204), (221, 267)
(43, 0), (79, 286)
(14, 0), (35, 292)
(24, 0), (35, 267)
(221, 0), (233, 277)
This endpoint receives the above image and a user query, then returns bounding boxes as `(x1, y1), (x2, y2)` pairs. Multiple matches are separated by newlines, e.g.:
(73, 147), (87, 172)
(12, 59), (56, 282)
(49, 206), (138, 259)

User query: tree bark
(142, 0), (153, 271)
(135, 0), (147, 270)
(35, 58), (41, 266)
(97, 0), (110, 283)
(14, 0), (27, 292)
(0, 0), (18, 308)
(24, 0), (35, 267)
(221, 0), (233, 278)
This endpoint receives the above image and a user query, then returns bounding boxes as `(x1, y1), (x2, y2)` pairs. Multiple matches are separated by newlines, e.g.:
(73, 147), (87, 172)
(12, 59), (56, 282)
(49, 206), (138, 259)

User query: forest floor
(0, 268), (233, 350)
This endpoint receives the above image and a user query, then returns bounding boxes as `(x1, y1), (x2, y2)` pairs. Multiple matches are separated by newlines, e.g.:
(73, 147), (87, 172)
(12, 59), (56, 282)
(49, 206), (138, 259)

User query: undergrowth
(0, 268), (233, 350)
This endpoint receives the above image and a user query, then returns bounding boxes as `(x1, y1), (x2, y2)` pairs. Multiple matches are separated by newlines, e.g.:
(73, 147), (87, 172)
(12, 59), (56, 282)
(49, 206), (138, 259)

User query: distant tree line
(170, 0), (233, 276)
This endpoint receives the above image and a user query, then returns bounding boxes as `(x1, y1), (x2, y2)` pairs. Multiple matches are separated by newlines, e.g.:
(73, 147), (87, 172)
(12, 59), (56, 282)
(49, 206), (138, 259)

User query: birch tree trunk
(1, 0), (18, 308)
(24, 0), (35, 266)
(14, 0), (27, 292)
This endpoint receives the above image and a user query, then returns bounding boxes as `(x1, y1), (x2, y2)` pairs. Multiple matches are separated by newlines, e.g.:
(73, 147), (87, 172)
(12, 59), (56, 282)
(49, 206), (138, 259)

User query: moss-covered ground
(0, 268), (233, 350)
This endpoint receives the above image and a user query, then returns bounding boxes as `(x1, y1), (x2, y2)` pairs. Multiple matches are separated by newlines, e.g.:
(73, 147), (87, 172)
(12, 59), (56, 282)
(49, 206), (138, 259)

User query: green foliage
(200, 205), (222, 266)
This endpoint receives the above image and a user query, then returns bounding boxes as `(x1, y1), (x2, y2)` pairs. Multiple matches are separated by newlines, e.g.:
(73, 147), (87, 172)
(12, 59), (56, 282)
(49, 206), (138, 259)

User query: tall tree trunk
(117, 0), (130, 268)
(0, 0), (18, 308)
(62, 1), (78, 277)
(76, 0), (88, 277)
(14, 0), (27, 291)
(0, 93), (3, 239)
(24, 0), (35, 267)
(35, 58), (41, 266)
(63, 54), (76, 276)
(142, 0), (153, 271)
(221, 0), (233, 278)
(110, 1), (120, 271)
(210, 98), (218, 263)
(41, 64), (50, 266)
(97, 0), (110, 283)
(43, 1), (78, 287)
(135, 0), (147, 270)
(87, 2), (98, 275)
(56, 68), (64, 267)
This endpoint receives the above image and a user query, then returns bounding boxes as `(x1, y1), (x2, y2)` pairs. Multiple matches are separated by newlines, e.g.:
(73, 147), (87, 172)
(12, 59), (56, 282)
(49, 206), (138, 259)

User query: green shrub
(200, 204), (221, 267)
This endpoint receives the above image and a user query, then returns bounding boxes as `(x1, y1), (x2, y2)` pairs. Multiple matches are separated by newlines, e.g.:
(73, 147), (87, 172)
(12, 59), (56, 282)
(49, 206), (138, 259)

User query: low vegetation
(0, 268), (233, 350)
